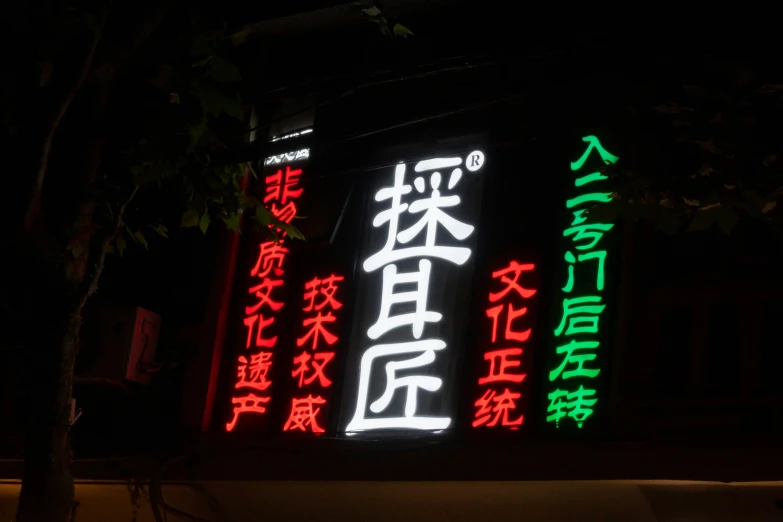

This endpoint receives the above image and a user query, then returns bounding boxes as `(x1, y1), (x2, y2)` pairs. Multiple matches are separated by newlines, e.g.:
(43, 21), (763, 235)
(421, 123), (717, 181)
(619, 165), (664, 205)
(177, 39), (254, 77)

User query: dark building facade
(2, 6), (783, 519)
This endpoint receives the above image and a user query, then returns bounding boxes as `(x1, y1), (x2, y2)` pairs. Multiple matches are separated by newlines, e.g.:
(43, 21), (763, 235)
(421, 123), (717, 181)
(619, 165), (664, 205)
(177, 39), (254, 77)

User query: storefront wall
(3, 480), (782, 521)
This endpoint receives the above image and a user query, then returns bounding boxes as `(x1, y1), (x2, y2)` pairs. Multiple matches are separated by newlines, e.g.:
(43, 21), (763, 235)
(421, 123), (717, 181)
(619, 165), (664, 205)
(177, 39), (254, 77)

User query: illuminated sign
(342, 150), (486, 434)
(222, 132), (625, 439)
(546, 135), (618, 428)
(269, 128), (313, 142)
(264, 148), (310, 166)
(226, 159), (306, 431)
(283, 273), (346, 434)
(473, 261), (537, 430)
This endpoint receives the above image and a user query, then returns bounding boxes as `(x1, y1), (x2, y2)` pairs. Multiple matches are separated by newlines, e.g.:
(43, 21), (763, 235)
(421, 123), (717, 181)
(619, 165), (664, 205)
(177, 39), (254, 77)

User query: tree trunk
(16, 304), (81, 522)
(12, 5), (169, 518)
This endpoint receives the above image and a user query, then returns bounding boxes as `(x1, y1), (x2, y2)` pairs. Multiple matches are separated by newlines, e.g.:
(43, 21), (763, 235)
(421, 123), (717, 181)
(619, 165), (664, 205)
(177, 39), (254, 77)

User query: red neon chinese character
(485, 303), (531, 343)
(226, 394), (271, 432)
(478, 348), (526, 385)
(283, 395), (326, 433)
(235, 352), (273, 391)
(292, 351), (335, 388)
(269, 201), (298, 224)
(250, 241), (288, 278)
(243, 314), (277, 348)
(246, 278), (284, 315)
(472, 388), (524, 428)
(265, 166), (303, 205)
(303, 274), (345, 312)
(296, 311), (338, 350)
(489, 261), (537, 303)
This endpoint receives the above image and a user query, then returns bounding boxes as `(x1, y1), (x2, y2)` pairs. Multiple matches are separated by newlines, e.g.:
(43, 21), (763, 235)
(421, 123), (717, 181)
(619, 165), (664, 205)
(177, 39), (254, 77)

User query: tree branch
(73, 185), (138, 314)
(23, 3), (111, 232)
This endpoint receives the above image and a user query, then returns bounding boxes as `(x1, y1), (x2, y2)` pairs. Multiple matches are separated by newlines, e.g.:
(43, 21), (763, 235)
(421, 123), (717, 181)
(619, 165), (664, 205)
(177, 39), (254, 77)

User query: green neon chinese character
(546, 389), (569, 425)
(563, 250), (607, 292)
(562, 251), (577, 292)
(570, 135), (619, 172)
(566, 192), (613, 209)
(575, 172), (608, 187)
(549, 340), (600, 381)
(567, 386), (597, 427)
(554, 296), (605, 336)
(571, 210), (587, 225)
(563, 222), (614, 250)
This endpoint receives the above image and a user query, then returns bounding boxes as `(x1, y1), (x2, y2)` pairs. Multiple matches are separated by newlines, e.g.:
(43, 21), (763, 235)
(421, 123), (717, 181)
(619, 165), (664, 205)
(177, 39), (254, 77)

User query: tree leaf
(239, 196), (260, 210)
(193, 56), (212, 68)
(284, 224), (305, 241)
(229, 27), (250, 46)
(181, 209), (200, 227)
(210, 56), (242, 82)
(655, 209), (681, 235)
(67, 238), (89, 259)
(116, 234), (127, 257)
(687, 208), (718, 232)
(361, 6), (382, 17)
(126, 225), (138, 243)
(199, 212), (211, 234)
(222, 96), (244, 120)
(134, 230), (149, 250)
(152, 224), (169, 238)
(393, 23), (414, 38)
(692, 140), (718, 154)
(197, 85), (223, 117)
(189, 119), (207, 145)
(208, 176), (225, 190)
(742, 190), (765, 209)
(585, 200), (622, 223)
(222, 212), (242, 233)
(717, 207), (739, 235)
(255, 206), (273, 226)
(197, 84), (244, 120)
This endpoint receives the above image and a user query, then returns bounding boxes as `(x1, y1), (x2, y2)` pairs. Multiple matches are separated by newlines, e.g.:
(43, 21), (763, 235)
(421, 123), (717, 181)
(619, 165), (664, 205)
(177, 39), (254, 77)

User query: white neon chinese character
(363, 164), (411, 272)
(346, 339), (450, 432)
(347, 152), (484, 434)
(398, 168), (473, 247)
(263, 148), (310, 166)
(363, 160), (475, 272)
(367, 259), (441, 340)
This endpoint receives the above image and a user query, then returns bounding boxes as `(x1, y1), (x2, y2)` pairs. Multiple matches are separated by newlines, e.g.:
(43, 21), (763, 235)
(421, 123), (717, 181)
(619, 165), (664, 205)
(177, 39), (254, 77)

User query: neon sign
(226, 160), (306, 432)
(284, 274), (345, 434)
(264, 148), (310, 166)
(269, 128), (313, 142)
(547, 135), (618, 428)
(344, 150), (486, 433)
(473, 261), (537, 430)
